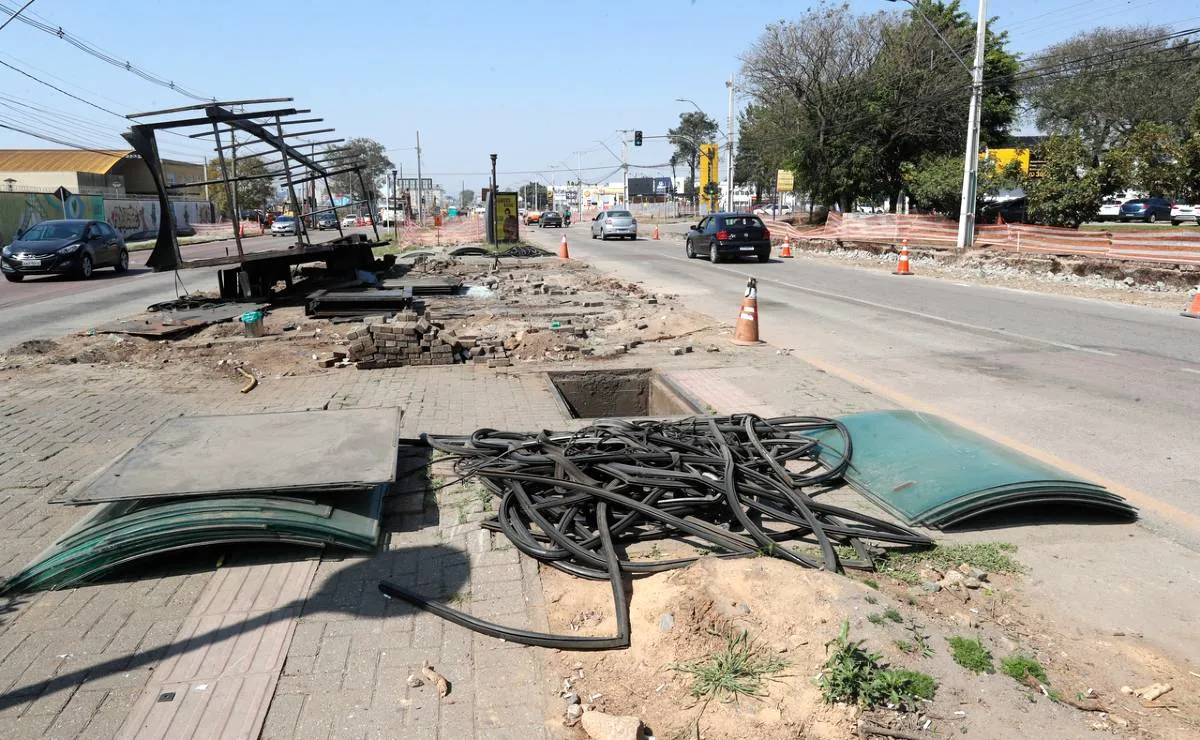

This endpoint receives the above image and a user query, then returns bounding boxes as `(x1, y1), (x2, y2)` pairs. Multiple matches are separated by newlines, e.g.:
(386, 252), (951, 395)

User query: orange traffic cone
(653, 224), (660, 240)
(239, 222), (245, 237)
(559, 234), (570, 259)
(779, 235), (793, 258)
(732, 277), (764, 346)
(1182, 291), (1200, 319)
(893, 239), (913, 275)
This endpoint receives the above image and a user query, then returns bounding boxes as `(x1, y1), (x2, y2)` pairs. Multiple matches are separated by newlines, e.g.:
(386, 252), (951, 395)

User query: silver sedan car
(590, 209), (638, 240)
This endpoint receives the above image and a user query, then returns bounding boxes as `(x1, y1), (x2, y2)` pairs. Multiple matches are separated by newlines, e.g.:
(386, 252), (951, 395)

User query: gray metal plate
(64, 408), (401, 503)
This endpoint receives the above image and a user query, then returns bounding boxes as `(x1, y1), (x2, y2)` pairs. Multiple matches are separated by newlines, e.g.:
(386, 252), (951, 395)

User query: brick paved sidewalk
(0, 344), (887, 738)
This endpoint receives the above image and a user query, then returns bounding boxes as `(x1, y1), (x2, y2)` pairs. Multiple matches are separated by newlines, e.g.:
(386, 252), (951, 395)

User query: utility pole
(415, 130), (424, 227)
(956, 0), (987, 251)
(621, 133), (629, 206)
(726, 75), (735, 212)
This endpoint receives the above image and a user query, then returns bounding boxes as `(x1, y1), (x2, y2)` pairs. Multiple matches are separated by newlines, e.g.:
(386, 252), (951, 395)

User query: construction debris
(346, 311), (461, 368)
(379, 415), (932, 650)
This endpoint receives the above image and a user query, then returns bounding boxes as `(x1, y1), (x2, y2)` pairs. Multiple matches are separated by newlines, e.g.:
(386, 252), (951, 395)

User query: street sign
(776, 170), (794, 191)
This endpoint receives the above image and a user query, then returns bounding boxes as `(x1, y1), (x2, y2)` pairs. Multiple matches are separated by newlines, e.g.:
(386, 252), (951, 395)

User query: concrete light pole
(956, 0), (988, 251)
(886, 0), (986, 251)
(726, 76), (736, 212)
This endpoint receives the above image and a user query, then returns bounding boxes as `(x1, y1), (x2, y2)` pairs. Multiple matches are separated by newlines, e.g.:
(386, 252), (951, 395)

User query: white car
(341, 215), (359, 228)
(1170, 202), (1198, 226)
(270, 215), (301, 236)
(1096, 199), (1122, 221)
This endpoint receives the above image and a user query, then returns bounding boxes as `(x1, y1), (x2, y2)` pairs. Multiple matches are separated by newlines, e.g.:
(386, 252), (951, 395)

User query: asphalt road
(529, 223), (1200, 543)
(0, 227), (378, 351)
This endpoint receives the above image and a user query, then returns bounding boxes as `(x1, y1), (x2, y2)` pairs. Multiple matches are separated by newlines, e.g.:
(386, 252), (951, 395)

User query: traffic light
(633, 130), (643, 147)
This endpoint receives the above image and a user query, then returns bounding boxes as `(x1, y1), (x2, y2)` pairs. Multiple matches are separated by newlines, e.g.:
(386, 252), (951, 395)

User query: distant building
(0, 149), (204, 197)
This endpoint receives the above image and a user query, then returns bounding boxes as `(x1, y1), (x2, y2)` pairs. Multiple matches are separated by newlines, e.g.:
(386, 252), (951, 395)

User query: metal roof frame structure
(123, 98), (380, 271)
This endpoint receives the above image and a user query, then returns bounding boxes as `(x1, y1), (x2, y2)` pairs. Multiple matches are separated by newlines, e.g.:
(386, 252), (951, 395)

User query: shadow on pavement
(0, 541), (467, 712)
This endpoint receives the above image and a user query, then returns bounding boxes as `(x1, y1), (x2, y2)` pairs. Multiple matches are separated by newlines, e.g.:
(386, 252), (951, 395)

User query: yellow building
(0, 149), (204, 197)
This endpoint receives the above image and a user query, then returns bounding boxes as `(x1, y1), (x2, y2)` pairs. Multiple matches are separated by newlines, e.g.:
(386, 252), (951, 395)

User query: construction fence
(766, 212), (1200, 266)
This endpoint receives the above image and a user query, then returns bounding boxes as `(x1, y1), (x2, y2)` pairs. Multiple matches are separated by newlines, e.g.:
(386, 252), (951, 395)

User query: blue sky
(1, 0), (1197, 194)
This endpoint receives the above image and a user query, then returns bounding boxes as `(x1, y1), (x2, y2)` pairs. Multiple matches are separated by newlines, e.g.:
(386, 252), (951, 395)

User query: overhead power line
(0, 0), (34, 33)
(0, 0), (211, 101)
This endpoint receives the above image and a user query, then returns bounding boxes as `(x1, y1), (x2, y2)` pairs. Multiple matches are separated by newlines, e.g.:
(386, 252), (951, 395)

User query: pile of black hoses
(379, 414), (932, 650)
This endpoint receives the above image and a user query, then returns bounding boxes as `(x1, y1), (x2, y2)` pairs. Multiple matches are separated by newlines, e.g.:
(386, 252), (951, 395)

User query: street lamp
(489, 153), (498, 245)
(885, 0), (987, 251)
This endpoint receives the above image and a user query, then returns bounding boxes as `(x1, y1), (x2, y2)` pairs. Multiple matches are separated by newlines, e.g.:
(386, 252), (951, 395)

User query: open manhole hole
(548, 369), (699, 419)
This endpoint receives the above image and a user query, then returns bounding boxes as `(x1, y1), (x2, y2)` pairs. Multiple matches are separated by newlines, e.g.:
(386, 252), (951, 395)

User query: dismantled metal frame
(123, 98), (381, 271)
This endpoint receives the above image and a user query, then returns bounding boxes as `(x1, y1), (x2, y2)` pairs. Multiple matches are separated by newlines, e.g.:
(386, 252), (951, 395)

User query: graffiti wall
(104, 198), (216, 238)
(0, 193), (215, 244)
(0, 192), (105, 245)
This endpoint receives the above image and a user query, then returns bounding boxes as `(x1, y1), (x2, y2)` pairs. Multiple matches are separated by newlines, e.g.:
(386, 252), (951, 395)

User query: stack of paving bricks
(345, 310), (459, 368)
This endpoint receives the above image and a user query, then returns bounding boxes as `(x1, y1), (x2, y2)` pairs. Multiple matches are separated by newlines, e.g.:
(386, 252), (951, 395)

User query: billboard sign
(398, 178), (433, 190)
(493, 191), (519, 243)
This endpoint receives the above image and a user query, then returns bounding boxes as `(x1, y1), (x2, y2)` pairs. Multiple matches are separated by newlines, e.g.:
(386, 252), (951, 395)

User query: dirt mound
(8, 339), (59, 355)
(543, 557), (859, 740)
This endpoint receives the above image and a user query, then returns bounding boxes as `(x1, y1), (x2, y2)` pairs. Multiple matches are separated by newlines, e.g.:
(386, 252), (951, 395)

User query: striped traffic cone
(1182, 290), (1200, 319)
(559, 234), (570, 259)
(653, 224), (660, 240)
(779, 235), (793, 258)
(893, 239), (913, 275)
(731, 277), (764, 346)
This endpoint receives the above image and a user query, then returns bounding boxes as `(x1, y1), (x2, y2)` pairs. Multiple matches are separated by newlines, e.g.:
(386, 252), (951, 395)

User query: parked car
(1095, 198), (1123, 221)
(316, 213), (338, 230)
(684, 213), (771, 263)
(524, 210), (542, 225)
(270, 215), (302, 236)
(539, 211), (563, 228)
(341, 215), (358, 228)
(1, 219), (129, 282)
(1170, 202), (1198, 226)
(590, 210), (638, 240)
(1118, 197), (1172, 223)
(978, 197), (1028, 224)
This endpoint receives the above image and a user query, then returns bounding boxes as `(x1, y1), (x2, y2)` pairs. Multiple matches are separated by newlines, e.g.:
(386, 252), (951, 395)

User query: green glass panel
(814, 411), (1136, 528)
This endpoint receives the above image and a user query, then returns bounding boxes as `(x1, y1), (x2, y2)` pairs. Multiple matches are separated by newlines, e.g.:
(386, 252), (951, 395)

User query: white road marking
(1182, 368), (1200, 375)
(655, 251), (1120, 357)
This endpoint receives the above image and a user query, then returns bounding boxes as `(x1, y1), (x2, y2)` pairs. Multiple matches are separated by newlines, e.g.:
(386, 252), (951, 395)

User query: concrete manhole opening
(548, 369), (698, 419)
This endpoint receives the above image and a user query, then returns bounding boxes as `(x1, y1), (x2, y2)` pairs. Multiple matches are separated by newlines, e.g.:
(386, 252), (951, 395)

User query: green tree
(459, 189), (475, 207)
(738, 2), (1018, 213)
(204, 156), (272, 217)
(1109, 122), (1185, 197)
(669, 111), (719, 205)
(324, 137), (394, 203)
(734, 102), (798, 203)
(902, 154), (1021, 218)
(862, 1), (1020, 210)
(1182, 99), (1200, 198)
(1022, 26), (1200, 158)
(518, 182), (550, 210)
(1023, 134), (1118, 227)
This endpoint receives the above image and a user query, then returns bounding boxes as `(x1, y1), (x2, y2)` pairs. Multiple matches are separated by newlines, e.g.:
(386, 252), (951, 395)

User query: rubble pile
(346, 311), (460, 368)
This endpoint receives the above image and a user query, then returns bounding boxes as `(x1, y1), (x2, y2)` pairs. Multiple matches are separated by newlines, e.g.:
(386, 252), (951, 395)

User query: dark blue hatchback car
(1118, 197), (1173, 223)
(1, 219), (128, 282)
